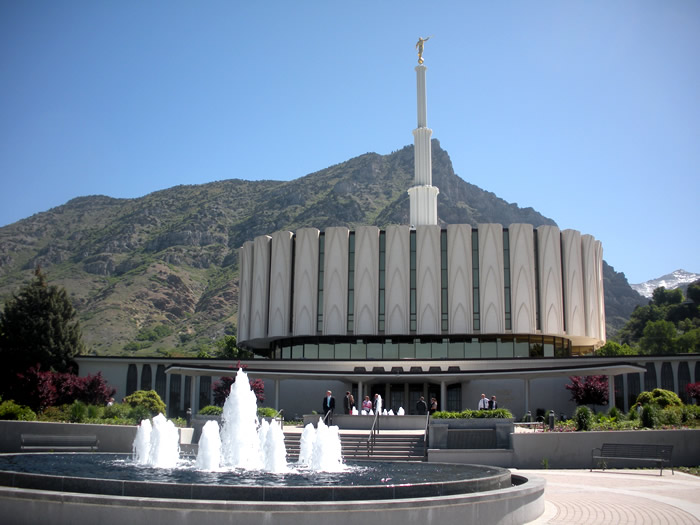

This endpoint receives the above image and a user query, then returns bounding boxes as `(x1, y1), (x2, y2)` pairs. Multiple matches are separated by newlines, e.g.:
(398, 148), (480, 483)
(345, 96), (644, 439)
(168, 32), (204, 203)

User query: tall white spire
(408, 60), (439, 226)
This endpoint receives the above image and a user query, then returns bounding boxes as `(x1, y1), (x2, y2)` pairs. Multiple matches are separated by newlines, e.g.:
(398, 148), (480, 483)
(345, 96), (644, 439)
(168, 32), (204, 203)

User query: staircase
(284, 430), (427, 462)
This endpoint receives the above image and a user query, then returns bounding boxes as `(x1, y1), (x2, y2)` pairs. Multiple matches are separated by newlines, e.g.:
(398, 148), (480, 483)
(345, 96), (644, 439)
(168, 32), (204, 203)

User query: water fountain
(0, 369), (544, 524)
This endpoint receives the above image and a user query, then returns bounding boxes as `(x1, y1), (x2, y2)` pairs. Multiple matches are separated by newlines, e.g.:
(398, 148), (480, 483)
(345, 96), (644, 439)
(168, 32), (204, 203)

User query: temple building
(77, 49), (697, 419)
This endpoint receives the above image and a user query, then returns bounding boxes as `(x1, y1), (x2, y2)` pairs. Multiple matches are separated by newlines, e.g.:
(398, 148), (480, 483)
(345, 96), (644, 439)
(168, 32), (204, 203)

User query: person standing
(322, 390), (336, 425)
(489, 396), (498, 410)
(478, 393), (489, 410)
(348, 393), (355, 414)
(362, 395), (373, 413)
(416, 396), (428, 415)
(373, 393), (383, 413)
(429, 397), (438, 414)
(343, 391), (351, 414)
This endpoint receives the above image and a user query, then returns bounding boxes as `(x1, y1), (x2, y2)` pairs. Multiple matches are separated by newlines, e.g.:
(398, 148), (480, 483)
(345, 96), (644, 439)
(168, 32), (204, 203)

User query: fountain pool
(0, 370), (544, 523)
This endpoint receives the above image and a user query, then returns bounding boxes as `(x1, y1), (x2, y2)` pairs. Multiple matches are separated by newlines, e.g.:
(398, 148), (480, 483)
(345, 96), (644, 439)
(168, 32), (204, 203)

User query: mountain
(631, 269), (700, 299)
(0, 140), (640, 355)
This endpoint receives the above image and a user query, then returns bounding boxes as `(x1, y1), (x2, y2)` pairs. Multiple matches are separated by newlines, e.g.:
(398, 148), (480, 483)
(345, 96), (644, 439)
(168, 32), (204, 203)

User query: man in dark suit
(322, 390), (336, 425)
(343, 391), (351, 414)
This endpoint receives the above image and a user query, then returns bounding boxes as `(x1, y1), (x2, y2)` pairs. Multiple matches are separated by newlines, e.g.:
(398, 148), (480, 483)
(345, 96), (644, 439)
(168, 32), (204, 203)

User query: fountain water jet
(133, 413), (180, 468)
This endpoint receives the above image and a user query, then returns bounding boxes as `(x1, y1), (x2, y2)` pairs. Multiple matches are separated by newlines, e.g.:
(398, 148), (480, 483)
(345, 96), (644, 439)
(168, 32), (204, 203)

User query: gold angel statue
(416, 36), (432, 64)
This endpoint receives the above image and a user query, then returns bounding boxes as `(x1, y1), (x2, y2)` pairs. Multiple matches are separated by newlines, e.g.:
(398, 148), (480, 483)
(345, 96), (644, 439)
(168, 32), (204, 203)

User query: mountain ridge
(0, 141), (644, 356)
(631, 269), (700, 299)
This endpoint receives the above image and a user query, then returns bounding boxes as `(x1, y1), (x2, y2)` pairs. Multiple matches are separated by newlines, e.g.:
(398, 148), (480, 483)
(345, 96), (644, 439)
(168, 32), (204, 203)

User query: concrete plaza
(521, 468), (700, 524)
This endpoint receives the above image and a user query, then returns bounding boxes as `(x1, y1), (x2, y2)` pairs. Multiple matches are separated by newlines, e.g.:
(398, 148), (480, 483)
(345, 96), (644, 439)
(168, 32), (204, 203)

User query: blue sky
(1, 1), (698, 284)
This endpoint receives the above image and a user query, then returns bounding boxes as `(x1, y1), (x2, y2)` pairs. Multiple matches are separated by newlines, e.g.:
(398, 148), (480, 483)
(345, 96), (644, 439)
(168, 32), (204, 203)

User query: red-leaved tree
(212, 376), (265, 406)
(687, 382), (700, 404)
(14, 365), (116, 411)
(566, 375), (609, 406)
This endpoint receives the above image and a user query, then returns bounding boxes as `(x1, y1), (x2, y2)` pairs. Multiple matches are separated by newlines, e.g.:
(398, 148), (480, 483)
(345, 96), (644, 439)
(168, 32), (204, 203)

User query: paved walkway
(519, 468), (700, 524)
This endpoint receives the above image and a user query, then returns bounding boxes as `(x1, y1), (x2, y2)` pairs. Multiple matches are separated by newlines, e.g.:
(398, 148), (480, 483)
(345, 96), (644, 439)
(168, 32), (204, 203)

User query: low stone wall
(429, 429), (700, 469)
(0, 421), (193, 453)
(429, 419), (514, 449)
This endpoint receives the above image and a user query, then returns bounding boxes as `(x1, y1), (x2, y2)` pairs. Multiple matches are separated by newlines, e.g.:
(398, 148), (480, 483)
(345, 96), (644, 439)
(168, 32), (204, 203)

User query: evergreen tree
(0, 268), (85, 396)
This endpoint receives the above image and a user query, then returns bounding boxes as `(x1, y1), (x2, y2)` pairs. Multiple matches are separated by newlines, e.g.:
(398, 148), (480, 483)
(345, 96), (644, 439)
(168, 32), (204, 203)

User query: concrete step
(283, 430), (427, 462)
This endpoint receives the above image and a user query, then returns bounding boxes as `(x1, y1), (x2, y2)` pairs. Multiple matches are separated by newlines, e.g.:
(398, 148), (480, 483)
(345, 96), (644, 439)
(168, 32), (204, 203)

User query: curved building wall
(238, 224), (605, 351)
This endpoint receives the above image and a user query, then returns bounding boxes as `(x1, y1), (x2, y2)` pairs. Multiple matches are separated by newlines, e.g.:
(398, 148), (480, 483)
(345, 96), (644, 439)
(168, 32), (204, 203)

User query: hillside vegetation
(0, 140), (643, 356)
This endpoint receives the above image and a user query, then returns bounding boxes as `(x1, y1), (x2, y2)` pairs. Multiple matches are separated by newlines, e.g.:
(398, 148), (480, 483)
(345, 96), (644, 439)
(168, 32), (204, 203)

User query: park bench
(20, 434), (99, 452)
(591, 443), (673, 475)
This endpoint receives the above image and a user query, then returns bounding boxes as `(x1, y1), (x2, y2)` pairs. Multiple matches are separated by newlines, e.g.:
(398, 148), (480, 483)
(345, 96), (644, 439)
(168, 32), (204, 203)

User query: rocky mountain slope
(0, 141), (642, 355)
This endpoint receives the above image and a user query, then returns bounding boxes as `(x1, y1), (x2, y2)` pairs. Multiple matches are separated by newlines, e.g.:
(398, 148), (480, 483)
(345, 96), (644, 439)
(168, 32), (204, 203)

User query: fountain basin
(0, 453), (510, 501)
(0, 453), (544, 524)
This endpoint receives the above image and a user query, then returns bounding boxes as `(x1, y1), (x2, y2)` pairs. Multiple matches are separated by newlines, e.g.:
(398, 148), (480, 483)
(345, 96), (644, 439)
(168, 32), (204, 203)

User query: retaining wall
(429, 429), (700, 469)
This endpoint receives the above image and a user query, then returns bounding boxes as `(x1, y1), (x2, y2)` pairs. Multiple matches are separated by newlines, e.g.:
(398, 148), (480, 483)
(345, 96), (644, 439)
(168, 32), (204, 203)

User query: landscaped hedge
(432, 408), (513, 419)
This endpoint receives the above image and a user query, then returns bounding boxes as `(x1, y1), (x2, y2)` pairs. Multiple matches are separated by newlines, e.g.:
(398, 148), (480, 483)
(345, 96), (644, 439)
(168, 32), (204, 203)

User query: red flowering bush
(687, 382), (700, 403)
(14, 365), (116, 412)
(566, 375), (609, 406)
(213, 376), (265, 406)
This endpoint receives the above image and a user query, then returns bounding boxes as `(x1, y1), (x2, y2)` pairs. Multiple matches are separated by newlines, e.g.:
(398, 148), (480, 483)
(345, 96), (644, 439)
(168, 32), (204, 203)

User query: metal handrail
(367, 410), (380, 456)
(422, 411), (431, 457)
(273, 409), (284, 427)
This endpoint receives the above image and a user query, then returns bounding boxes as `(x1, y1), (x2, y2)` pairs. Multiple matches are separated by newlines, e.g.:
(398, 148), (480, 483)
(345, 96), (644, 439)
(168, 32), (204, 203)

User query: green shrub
(69, 401), (88, 423)
(103, 403), (132, 420)
(431, 408), (513, 419)
(123, 390), (166, 416)
(659, 406), (683, 426)
(681, 404), (700, 424)
(607, 406), (620, 421)
(574, 406), (592, 431)
(128, 404), (152, 423)
(636, 389), (682, 409)
(257, 407), (278, 418)
(199, 405), (223, 416)
(87, 404), (102, 419)
(38, 405), (70, 422)
(0, 400), (37, 421)
(641, 405), (659, 428)
(171, 417), (187, 427)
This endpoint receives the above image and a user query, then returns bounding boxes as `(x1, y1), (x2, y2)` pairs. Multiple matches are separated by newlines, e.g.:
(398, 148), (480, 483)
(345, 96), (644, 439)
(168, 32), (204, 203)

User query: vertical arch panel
(447, 224), (472, 334)
(678, 361), (691, 403)
(385, 225), (410, 335)
(249, 235), (272, 340)
(537, 225), (563, 335)
(322, 227), (349, 335)
(354, 226), (379, 335)
(509, 223), (536, 333)
(478, 223), (504, 333)
(582, 235), (601, 339)
(660, 362), (674, 391)
(293, 228), (320, 336)
(562, 229), (585, 336)
(237, 241), (254, 343)
(416, 225), (441, 334)
(268, 231), (293, 338)
(140, 364), (152, 391)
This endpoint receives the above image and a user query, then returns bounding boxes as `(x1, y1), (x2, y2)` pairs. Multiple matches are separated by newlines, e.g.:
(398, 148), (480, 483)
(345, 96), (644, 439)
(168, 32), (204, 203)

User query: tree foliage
(614, 280), (700, 354)
(0, 268), (85, 398)
(686, 383), (700, 404)
(566, 375), (609, 406)
(212, 373), (265, 406)
(596, 341), (637, 356)
(12, 365), (116, 412)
